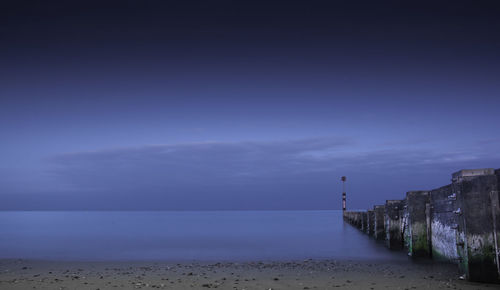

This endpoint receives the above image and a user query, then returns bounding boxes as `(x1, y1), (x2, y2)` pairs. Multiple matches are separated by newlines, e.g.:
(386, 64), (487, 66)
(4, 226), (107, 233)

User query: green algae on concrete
(406, 191), (431, 258)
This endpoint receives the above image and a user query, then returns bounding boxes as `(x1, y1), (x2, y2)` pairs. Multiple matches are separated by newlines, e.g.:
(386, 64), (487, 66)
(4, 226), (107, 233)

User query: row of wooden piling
(343, 168), (500, 283)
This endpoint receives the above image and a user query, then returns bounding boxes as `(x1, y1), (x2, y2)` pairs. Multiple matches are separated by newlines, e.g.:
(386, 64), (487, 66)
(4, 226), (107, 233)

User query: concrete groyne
(343, 168), (500, 283)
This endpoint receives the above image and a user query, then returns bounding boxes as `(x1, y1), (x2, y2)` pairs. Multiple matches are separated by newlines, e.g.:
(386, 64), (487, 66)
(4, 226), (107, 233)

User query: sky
(1, 0), (500, 210)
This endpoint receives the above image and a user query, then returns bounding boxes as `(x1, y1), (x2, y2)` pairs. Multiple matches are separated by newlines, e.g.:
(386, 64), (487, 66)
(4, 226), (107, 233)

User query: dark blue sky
(1, 0), (500, 210)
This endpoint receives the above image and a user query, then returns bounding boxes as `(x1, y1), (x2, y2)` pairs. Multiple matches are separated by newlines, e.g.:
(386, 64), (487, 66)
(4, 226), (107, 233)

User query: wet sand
(0, 259), (497, 289)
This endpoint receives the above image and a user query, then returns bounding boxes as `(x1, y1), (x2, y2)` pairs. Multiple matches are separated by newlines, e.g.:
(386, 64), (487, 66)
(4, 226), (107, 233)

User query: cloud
(50, 137), (500, 191)
(49, 138), (353, 190)
(49, 137), (499, 189)
(2, 136), (499, 210)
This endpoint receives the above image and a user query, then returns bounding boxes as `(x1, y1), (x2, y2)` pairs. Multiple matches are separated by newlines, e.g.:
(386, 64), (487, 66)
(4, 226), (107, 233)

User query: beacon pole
(341, 176), (346, 211)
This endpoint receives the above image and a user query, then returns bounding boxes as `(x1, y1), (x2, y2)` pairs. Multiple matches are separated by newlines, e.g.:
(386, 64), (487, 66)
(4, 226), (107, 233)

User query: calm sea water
(0, 210), (405, 261)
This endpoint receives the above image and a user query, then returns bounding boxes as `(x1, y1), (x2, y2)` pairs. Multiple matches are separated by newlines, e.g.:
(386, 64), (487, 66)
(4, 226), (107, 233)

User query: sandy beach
(0, 259), (497, 290)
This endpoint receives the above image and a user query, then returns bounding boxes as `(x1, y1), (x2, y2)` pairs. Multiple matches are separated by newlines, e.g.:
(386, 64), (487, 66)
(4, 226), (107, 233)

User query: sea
(0, 210), (406, 261)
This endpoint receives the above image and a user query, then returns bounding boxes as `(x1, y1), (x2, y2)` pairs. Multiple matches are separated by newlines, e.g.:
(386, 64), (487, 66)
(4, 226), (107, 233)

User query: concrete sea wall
(343, 168), (500, 283)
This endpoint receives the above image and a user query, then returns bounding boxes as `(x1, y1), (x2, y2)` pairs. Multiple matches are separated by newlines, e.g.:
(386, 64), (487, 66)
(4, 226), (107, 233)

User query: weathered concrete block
(401, 199), (411, 251)
(367, 210), (374, 236)
(429, 184), (459, 263)
(355, 211), (363, 229)
(385, 200), (404, 250)
(361, 211), (368, 233)
(343, 211), (364, 230)
(373, 205), (385, 240)
(457, 174), (499, 283)
(343, 211), (353, 225)
(496, 169), (500, 190)
(406, 191), (431, 258)
(452, 168), (495, 183)
(348, 211), (358, 228)
(491, 181), (500, 283)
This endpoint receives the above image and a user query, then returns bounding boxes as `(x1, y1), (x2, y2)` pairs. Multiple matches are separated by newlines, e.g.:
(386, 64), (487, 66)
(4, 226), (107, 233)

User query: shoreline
(1, 258), (496, 289)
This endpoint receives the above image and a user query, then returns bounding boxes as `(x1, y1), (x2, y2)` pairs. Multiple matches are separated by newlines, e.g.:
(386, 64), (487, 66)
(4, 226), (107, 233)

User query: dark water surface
(0, 210), (406, 261)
